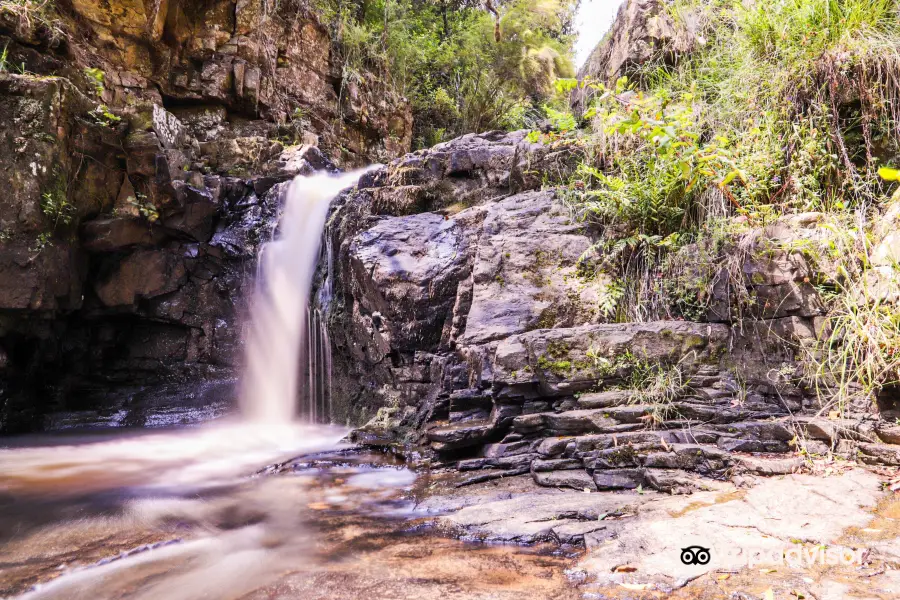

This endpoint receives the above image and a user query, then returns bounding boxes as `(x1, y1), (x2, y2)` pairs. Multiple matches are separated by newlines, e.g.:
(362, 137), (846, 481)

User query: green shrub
(40, 189), (74, 230)
(320, 0), (576, 147)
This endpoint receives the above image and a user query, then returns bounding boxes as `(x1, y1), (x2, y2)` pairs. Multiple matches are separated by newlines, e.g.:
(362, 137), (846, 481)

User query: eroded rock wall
(0, 0), (411, 432)
(572, 0), (700, 112)
(0, 0), (411, 165)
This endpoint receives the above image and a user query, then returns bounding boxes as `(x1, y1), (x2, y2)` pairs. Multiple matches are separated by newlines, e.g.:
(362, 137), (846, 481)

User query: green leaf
(722, 169), (746, 186)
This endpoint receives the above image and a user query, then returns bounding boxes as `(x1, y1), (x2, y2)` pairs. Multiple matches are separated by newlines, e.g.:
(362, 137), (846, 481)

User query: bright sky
(574, 0), (625, 69)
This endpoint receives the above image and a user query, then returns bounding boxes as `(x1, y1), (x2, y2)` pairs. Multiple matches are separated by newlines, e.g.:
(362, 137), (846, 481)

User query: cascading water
(241, 171), (363, 424)
(0, 169), (463, 600)
(0, 169), (575, 600)
(0, 170), (417, 600)
(304, 307), (333, 423)
(0, 170), (368, 497)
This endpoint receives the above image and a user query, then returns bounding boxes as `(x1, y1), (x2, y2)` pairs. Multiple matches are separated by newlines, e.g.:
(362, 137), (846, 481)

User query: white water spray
(240, 171), (365, 423)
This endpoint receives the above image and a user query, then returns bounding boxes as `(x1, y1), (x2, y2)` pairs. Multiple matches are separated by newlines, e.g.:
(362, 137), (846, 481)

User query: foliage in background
(317, 0), (576, 147)
(801, 190), (900, 416)
(558, 0), (900, 237)
(549, 0), (900, 413)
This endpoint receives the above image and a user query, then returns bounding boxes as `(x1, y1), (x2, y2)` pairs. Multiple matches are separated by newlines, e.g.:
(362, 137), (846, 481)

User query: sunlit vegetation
(0, 0), (64, 40)
(539, 0), (900, 413)
(317, 0), (577, 147)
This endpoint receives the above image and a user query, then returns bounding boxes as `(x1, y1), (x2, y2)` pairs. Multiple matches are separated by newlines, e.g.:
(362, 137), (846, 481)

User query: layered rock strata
(325, 131), (900, 494)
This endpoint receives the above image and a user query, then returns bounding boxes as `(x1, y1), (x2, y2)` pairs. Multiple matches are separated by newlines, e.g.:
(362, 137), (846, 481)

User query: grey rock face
(327, 130), (900, 495)
(460, 191), (604, 345)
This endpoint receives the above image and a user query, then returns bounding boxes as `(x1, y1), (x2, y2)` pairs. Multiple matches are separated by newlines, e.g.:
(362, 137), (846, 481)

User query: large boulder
(459, 191), (607, 345)
(356, 130), (582, 215)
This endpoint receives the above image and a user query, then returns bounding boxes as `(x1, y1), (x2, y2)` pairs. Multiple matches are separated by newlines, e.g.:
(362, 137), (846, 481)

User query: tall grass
(0, 0), (64, 41)
(566, 0), (900, 414)
(803, 206), (900, 415)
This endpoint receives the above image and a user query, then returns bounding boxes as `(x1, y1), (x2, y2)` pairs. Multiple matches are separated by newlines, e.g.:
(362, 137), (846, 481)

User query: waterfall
(303, 307), (334, 423)
(240, 171), (365, 424)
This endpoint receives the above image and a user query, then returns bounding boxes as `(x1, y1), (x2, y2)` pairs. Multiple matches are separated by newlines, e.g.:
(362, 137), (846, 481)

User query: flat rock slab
(426, 482), (651, 545)
(575, 468), (884, 591)
(421, 469), (900, 597)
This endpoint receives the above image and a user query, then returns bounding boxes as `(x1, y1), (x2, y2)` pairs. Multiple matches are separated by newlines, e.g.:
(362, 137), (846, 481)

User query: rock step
(427, 397), (894, 456)
(875, 421), (900, 445)
(575, 390), (635, 409)
(530, 444), (805, 493)
(440, 410), (900, 495)
(426, 419), (495, 452)
(511, 406), (790, 437)
(455, 436), (807, 493)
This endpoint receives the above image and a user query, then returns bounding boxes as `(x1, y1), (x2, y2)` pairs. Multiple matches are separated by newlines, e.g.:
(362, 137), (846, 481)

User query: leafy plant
(40, 189), (74, 230)
(544, 105), (576, 133)
(31, 231), (53, 252)
(598, 279), (624, 320)
(84, 67), (105, 95)
(89, 104), (121, 127)
(127, 194), (159, 223)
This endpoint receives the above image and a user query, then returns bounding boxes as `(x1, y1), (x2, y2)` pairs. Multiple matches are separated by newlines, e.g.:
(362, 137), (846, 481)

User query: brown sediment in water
(242, 511), (583, 600)
(0, 449), (584, 600)
(0, 523), (175, 597)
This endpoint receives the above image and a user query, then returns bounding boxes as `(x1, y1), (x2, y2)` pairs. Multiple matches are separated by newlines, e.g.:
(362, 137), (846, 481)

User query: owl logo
(680, 546), (711, 565)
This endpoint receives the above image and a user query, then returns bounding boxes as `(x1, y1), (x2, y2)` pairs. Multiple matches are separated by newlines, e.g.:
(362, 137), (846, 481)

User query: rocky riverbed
(2, 429), (898, 600)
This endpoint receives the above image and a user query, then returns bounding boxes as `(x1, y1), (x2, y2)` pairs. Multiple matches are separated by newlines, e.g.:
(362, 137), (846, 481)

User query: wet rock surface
(1, 430), (899, 600)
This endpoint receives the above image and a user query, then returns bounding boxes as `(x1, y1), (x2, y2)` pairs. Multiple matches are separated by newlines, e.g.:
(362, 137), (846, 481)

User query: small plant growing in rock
(630, 361), (689, 428)
(83, 67), (105, 95)
(0, 0), (65, 42)
(126, 194), (159, 223)
(0, 42), (8, 73)
(89, 104), (121, 127)
(31, 231), (53, 252)
(40, 190), (74, 229)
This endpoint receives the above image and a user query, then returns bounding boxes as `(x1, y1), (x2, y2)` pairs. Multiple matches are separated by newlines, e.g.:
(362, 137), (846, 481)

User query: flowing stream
(0, 173), (581, 600)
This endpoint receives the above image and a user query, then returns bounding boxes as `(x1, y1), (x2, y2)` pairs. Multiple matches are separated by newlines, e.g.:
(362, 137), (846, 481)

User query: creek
(0, 174), (581, 600)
